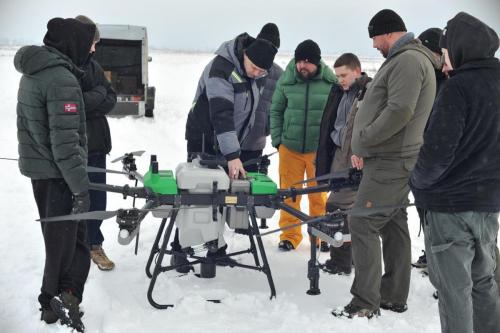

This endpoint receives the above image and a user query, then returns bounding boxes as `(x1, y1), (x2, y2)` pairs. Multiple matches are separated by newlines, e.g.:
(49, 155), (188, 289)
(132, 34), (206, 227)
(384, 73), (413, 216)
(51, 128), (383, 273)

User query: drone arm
(89, 183), (149, 199)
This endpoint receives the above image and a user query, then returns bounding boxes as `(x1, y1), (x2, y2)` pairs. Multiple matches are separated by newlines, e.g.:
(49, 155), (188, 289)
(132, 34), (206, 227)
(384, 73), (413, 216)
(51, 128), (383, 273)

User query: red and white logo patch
(64, 103), (78, 113)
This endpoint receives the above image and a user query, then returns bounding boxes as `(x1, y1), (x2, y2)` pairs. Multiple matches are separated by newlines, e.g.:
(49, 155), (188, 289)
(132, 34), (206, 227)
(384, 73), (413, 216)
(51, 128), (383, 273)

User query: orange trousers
(278, 145), (326, 249)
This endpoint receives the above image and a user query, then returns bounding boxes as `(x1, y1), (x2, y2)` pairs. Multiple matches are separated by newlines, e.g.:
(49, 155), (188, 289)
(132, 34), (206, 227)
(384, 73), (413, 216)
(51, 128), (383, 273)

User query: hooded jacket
(351, 36), (439, 158)
(410, 12), (500, 212)
(185, 33), (262, 160)
(270, 59), (336, 153)
(15, 44), (91, 194)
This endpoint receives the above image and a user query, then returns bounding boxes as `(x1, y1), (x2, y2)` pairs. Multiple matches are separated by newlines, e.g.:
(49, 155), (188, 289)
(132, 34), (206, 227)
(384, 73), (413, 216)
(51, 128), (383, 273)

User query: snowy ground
(0, 47), (450, 333)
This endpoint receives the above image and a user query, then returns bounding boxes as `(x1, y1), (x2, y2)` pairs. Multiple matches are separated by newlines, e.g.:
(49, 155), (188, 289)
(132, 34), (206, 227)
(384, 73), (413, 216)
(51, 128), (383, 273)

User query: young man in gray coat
(333, 9), (438, 318)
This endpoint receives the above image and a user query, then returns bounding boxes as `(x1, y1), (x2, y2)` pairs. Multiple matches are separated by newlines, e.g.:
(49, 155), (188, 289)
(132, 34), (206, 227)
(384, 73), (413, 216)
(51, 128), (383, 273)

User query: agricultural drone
(40, 151), (362, 308)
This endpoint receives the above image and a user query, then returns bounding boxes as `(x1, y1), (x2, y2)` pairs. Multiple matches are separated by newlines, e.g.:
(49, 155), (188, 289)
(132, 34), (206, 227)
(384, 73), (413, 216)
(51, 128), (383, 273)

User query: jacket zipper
(302, 82), (310, 153)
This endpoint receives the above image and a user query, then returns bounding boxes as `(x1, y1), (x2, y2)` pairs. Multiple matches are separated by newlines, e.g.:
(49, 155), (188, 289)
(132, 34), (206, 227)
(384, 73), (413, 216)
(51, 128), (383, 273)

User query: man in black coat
(75, 15), (117, 271)
(15, 18), (95, 332)
(409, 12), (500, 333)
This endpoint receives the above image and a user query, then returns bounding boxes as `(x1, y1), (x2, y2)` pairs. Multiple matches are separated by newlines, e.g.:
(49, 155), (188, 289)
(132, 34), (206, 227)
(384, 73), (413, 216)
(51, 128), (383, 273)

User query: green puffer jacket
(14, 45), (89, 194)
(270, 59), (336, 153)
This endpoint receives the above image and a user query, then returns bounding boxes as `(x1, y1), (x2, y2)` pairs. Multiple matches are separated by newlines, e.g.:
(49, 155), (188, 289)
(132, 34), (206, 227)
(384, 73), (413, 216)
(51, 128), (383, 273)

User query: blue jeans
(87, 153), (107, 246)
(424, 211), (500, 333)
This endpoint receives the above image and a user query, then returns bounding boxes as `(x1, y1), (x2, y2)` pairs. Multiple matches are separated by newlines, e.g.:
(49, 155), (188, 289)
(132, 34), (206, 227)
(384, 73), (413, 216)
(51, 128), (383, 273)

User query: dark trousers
(87, 153), (107, 246)
(31, 179), (90, 309)
(172, 149), (263, 250)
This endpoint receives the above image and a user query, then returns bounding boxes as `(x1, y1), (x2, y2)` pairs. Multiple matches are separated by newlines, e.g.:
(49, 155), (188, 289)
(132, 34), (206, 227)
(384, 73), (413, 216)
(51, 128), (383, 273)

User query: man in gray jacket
(185, 32), (277, 179)
(15, 18), (95, 332)
(333, 9), (438, 318)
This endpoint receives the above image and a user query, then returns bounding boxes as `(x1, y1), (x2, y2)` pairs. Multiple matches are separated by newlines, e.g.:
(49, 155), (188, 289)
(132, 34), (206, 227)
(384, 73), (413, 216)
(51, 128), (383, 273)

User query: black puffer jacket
(80, 57), (116, 155)
(15, 45), (90, 194)
(410, 12), (500, 212)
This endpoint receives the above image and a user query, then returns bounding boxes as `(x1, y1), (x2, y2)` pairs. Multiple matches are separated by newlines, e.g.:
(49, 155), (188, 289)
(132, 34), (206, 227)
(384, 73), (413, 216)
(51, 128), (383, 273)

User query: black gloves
(72, 191), (90, 215)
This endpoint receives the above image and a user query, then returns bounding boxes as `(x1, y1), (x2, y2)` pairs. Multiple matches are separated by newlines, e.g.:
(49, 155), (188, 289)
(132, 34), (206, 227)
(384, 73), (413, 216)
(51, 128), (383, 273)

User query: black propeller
(111, 150), (146, 163)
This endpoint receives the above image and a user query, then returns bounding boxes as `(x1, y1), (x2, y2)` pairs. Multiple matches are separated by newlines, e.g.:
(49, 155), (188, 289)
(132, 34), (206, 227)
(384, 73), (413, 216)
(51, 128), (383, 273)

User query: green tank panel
(247, 172), (278, 195)
(143, 169), (178, 194)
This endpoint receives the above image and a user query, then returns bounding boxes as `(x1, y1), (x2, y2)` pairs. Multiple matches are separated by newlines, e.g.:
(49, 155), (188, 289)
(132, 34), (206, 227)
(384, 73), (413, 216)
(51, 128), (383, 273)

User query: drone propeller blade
(242, 151), (278, 167)
(38, 206), (207, 223)
(292, 169), (351, 185)
(38, 210), (120, 222)
(87, 166), (128, 175)
(111, 150), (146, 163)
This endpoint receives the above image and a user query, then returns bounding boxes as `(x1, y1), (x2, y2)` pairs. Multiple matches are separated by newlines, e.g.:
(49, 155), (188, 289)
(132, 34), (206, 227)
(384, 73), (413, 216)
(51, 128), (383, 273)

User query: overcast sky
(0, 0), (498, 57)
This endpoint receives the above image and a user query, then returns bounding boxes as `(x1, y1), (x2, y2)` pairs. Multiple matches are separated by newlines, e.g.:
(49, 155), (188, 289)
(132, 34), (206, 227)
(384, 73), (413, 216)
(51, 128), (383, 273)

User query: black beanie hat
(257, 23), (280, 48)
(419, 28), (443, 55)
(295, 39), (321, 66)
(245, 38), (277, 70)
(43, 18), (96, 67)
(75, 15), (100, 42)
(368, 9), (407, 38)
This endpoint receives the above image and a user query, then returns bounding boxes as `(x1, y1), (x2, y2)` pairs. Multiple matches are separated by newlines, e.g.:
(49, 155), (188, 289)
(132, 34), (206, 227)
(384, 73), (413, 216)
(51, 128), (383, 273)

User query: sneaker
(40, 307), (58, 324)
(50, 291), (85, 332)
(90, 245), (115, 271)
(206, 245), (238, 267)
(380, 301), (408, 313)
(278, 240), (295, 251)
(412, 250), (427, 268)
(322, 259), (351, 275)
(432, 291), (439, 299)
(332, 303), (380, 319)
(170, 253), (194, 273)
(320, 241), (330, 253)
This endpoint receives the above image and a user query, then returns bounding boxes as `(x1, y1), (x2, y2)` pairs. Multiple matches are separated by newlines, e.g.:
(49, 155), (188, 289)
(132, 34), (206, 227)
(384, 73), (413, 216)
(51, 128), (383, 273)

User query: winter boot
(278, 240), (295, 251)
(40, 307), (58, 324)
(380, 301), (408, 313)
(322, 259), (351, 275)
(50, 291), (85, 332)
(411, 250), (427, 268)
(332, 303), (380, 319)
(90, 245), (115, 271)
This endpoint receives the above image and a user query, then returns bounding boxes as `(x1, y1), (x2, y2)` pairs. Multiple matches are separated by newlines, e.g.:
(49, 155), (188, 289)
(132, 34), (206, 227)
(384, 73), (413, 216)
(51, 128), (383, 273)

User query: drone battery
(226, 179), (250, 229)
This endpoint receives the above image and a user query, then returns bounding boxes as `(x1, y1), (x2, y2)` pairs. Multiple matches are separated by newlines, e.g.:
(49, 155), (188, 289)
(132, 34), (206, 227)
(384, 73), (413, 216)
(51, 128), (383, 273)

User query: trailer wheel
(145, 108), (154, 118)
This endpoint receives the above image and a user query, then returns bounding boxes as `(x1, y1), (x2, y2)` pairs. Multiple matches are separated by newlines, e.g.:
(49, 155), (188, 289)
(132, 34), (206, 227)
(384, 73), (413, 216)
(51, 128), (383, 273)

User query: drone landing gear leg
(306, 227), (321, 295)
(247, 220), (261, 267)
(259, 218), (268, 229)
(249, 207), (276, 299)
(147, 213), (177, 309)
(145, 218), (168, 278)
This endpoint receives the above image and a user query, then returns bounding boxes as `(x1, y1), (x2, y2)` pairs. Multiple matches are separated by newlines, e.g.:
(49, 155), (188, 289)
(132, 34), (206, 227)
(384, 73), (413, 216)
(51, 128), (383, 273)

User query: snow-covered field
(0, 47), (447, 333)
